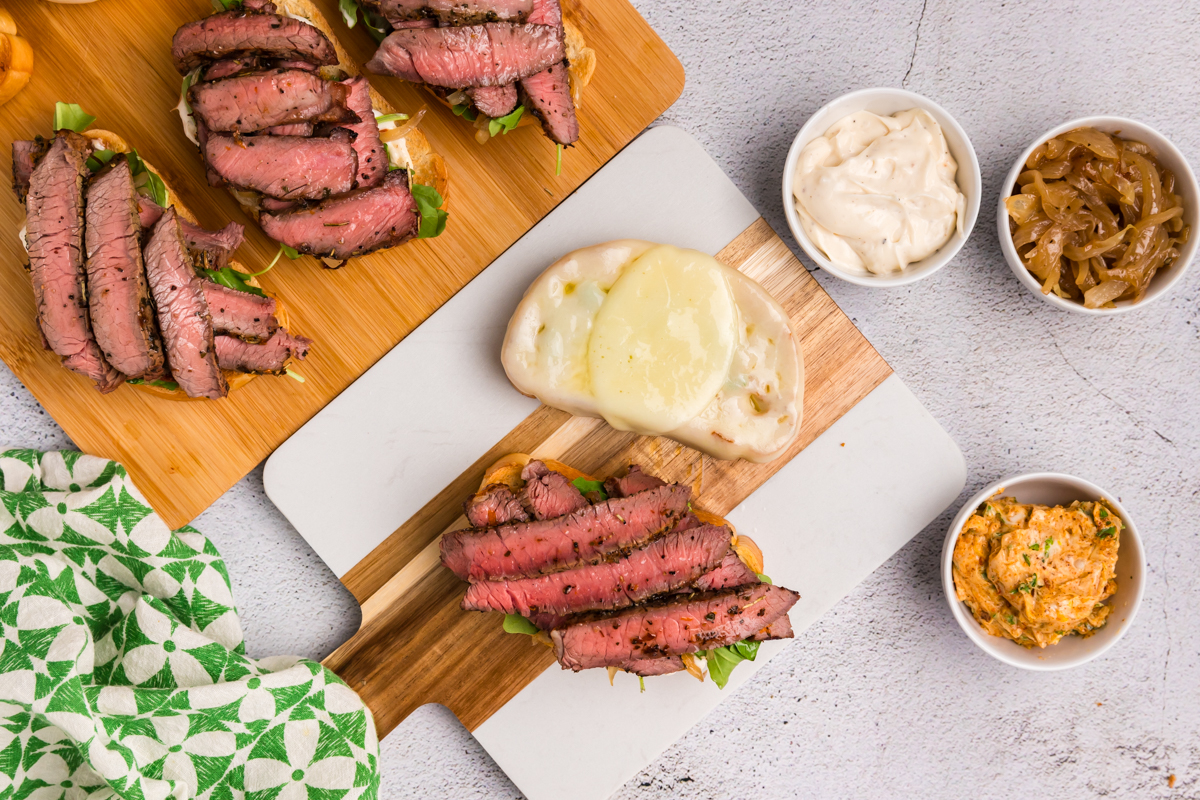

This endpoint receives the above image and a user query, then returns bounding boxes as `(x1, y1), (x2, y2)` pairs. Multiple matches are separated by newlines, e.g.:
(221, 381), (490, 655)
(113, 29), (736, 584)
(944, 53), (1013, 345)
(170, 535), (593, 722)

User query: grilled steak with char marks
(12, 138), (50, 203)
(519, 460), (587, 520)
(205, 133), (358, 200)
(202, 282), (279, 340)
(440, 483), (691, 582)
(215, 329), (310, 373)
(464, 484), (529, 528)
(84, 157), (165, 380)
(333, 76), (386, 189)
(143, 208), (228, 399)
(25, 132), (123, 392)
(366, 23), (564, 88)
(520, 61), (578, 145)
(259, 169), (418, 259)
(189, 69), (356, 134)
(694, 552), (761, 591)
(462, 523), (732, 617)
(551, 584), (800, 671)
(172, 10), (337, 73)
(368, 0), (532, 26)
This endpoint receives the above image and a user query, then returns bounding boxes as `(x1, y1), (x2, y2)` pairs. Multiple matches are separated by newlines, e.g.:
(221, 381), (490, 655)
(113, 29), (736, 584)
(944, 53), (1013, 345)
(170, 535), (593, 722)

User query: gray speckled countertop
(5, 1), (1199, 797)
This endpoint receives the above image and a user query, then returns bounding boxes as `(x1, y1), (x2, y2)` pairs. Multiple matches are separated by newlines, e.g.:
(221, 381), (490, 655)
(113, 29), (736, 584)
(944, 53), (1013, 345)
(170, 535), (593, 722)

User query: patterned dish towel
(0, 449), (379, 799)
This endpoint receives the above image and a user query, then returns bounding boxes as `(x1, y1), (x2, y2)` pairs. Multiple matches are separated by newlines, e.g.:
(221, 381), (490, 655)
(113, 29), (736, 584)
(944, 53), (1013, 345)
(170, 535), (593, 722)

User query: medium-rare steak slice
(464, 484), (529, 528)
(84, 158), (165, 380)
(462, 523), (732, 617)
(12, 138), (50, 204)
(526, 0), (561, 26)
(440, 483), (691, 582)
(366, 23), (564, 88)
(144, 208), (228, 399)
(215, 329), (310, 373)
(604, 464), (666, 498)
(751, 616), (793, 641)
(370, 0), (533, 26)
(203, 56), (260, 82)
(25, 132), (123, 392)
(189, 69), (356, 134)
(694, 552), (760, 592)
(265, 122), (314, 136)
(467, 84), (518, 118)
(202, 282), (279, 340)
(259, 169), (418, 259)
(519, 460), (587, 520)
(620, 656), (683, 677)
(137, 197), (245, 258)
(552, 584), (800, 671)
(172, 10), (337, 73)
(334, 76), (386, 189)
(519, 62), (578, 145)
(205, 133), (358, 200)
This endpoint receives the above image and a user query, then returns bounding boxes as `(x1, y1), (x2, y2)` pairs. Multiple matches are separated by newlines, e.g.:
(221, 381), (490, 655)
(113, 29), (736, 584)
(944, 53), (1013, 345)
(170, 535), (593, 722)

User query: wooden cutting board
(0, 0), (683, 527)
(321, 215), (893, 734)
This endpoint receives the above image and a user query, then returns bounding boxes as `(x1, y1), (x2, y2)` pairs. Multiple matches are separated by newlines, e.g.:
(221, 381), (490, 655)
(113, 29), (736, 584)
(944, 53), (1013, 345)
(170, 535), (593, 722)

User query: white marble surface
(4, 0), (1198, 797)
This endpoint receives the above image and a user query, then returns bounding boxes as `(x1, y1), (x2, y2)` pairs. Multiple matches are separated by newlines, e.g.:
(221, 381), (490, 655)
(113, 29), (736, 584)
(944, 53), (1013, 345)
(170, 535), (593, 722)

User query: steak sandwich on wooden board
(12, 104), (310, 400)
(345, 0), (595, 154)
(172, 0), (449, 264)
(440, 454), (800, 687)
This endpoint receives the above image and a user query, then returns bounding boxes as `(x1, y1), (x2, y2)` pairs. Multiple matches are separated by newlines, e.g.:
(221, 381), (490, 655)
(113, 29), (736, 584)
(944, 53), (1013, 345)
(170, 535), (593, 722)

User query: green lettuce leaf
(410, 183), (448, 239)
(85, 149), (116, 173)
(699, 638), (761, 690)
(211, 0), (240, 10)
(488, 105), (524, 137)
(127, 149), (168, 208)
(203, 266), (267, 297)
(502, 614), (539, 635)
(126, 378), (180, 391)
(451, 102), (478, 121)
(54, 103), (95, 134)
(339, 0), (358, 27)
(571, 477), (607, 500)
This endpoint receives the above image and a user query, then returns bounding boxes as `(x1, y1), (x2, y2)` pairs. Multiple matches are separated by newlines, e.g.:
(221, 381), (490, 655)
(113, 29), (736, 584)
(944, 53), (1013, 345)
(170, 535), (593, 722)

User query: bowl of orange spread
(941, 472), (1145, 670)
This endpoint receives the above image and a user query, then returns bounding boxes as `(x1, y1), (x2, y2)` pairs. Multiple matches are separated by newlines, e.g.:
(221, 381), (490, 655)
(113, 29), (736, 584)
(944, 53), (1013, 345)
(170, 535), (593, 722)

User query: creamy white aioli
(792, 109), (964, 275)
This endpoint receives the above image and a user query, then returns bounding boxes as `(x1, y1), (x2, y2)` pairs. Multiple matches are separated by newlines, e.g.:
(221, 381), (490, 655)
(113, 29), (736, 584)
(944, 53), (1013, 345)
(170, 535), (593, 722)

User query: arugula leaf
(362, 8), (391, 43)
(488, 105), (524, 137)
(339, 0), (358, 26)
(451, 102), (478, 121)
(203, 266), (267, 297)
(180, 68), (200, 113)
(127, 378), (180, 391)
(211, 0), (240, 10)
(502, 614), (539, 635)
(127, 149), (168, 208)
(755, 573), (773, 585)
(699, 638), (761, 689)
(556, 143), (563, 176)
(54, 103), (95, 133)
(571, 477), (607, 500)
(410, 183), (448, 239)
(374, 113), (409, 124)
(85, 149), (117, 173)
(280, 244), (300, 260)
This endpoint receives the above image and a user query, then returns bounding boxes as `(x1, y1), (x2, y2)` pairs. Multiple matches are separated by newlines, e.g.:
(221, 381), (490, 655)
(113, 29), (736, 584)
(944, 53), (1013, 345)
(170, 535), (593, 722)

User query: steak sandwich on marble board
(264, 127), (966, 800)
(0, 0), (682, 527)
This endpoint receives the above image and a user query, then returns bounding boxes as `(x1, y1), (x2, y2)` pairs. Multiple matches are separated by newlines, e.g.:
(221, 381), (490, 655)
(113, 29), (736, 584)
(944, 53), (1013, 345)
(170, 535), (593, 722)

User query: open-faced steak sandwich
(172, 0), (449, 266)
(440, 454), (801, 687)
(12, 104), (311, 399)
(345, 0), (595, 158)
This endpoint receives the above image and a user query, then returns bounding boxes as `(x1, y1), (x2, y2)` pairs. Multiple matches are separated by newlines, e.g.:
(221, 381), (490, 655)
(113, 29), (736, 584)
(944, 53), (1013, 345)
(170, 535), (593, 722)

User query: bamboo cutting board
(0, 0), (683, 527)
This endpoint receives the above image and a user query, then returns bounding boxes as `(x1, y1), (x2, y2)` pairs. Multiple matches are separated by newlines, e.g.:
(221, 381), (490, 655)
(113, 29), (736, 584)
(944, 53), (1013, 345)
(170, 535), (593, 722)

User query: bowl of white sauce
(782, 87), (981, 287)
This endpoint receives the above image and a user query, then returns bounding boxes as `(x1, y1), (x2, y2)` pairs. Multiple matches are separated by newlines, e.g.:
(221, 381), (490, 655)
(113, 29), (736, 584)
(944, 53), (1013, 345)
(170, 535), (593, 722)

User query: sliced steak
(751, 616), (794, 642)
(189, 69), (355, 133)
(464, 484), (529, 528)
(143, 208), (228, 399)
(519, 460), (587, 520)
(12, 138), (49, 204)
(264, 122), (314, 136)
(366, 23), (564, 88)
(604, 465), (666, 499)
(84, 158), (165, 380)
(552, 584), (800, 671)
(335, 76), (386, 189)
(520, 61), (578, 145)
(202, 282), (279, 340)
(215, 329), (310, 373)
(468, 84), (518, 118)
(620, 657), (683, 677)
(372, 0), (533, 26)
(202, 56), (259, 81)
(694, 552), (760, 592)
(25, 132), (123, 392)
(260, 197), (297, 213)
(440, 483), (692, 582)
(259, 169), (418, 259)
(205, 133), (358, 200)
(526, 0), (561, 26)
(242, 0), (277, 12)
(462, 523), (732, 617)
(137, 197), (245, 258)
(172, 11), (337, 73)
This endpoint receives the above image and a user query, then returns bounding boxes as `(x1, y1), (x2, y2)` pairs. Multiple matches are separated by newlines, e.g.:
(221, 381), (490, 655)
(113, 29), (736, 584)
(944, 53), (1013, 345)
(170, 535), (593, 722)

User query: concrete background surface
(4, 0), (1198, 797)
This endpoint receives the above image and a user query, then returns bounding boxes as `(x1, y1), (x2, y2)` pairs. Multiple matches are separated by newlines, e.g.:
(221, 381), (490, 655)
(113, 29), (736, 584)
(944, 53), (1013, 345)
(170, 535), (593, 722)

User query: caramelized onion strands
(1005, 127), (1189, 308)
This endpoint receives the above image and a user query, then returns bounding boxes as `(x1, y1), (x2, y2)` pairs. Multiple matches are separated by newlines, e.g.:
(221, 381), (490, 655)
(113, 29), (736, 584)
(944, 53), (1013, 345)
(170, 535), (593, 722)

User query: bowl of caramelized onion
(998, 117), (1198, 313)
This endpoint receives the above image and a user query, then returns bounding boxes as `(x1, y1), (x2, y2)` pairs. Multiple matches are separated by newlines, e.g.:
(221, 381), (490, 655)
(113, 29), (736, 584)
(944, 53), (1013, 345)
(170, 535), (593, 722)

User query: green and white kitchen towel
(0, 448), (379, 799)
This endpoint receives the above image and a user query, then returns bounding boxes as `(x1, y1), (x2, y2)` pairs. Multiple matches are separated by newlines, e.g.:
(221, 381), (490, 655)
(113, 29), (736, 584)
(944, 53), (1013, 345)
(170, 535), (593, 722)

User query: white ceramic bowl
(997, 116), (1199, 315)
(781, 87), (981, 287)
(940, 472), (1145, 671)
